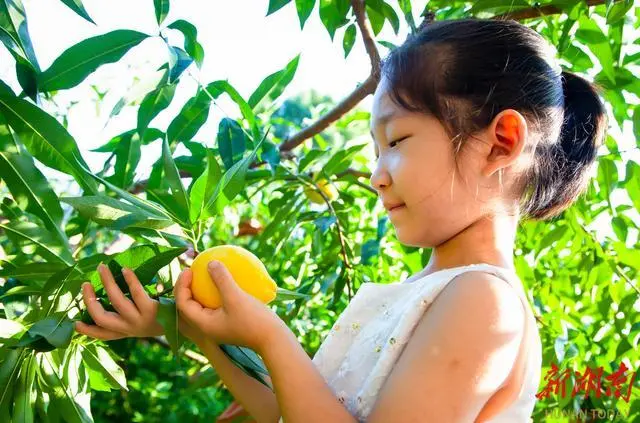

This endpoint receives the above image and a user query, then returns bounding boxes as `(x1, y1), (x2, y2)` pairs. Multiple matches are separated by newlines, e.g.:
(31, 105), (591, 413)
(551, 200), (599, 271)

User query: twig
(285, 168), (354, 300)
(147, 336), (209, 365)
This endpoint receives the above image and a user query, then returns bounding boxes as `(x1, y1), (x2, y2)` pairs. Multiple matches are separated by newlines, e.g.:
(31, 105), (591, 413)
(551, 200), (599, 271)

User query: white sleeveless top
(280, 263), (542, 422)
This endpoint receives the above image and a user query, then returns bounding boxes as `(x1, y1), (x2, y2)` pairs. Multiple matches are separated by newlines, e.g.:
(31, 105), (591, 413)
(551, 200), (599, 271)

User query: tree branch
(493, 0), (607, 21)
(351, 0), (381, 76)
(277, 74), (378, 152)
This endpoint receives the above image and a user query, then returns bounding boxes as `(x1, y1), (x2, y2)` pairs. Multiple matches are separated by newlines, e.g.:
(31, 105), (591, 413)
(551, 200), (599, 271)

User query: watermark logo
(536, 361), (637, 402)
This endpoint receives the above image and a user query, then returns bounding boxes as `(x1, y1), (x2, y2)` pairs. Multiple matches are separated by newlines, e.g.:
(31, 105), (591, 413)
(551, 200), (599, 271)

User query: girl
(75, 17), (607, 423)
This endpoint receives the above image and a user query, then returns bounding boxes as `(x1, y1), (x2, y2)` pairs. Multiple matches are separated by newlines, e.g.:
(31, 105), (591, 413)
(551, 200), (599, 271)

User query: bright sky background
(1, 0), (638, 245)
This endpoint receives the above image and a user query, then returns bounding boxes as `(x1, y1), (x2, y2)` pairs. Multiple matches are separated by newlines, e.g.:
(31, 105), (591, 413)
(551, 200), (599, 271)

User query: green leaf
(17, 314), (74, 351)
(60, 195), (175, 230)
(40, 263), (79, 318)
(0, 0), (40, 70)
(166, 45), (193, 83)
(86, 245), (186, 293)
(105, 130), (142, 189)
(624, 160), (640, 214)
(319, 0), (350, 40)
(80, 344), (127, 391)
(59, 0), (95, 24)
(606, 0), (633, 24)
(0, 147), (69, 248)
(377, 39), (397, 50)
(62, 343), (88, 397)
(561, 44), (593, 72)
(105, 66), (169, 122)
(13, 353), (36, 423)
(0, 25), (38, 99)
(248, 55), (300, 111)
(538, 224), (569, 252)
(575, 16), (615, 86)
(469, 0), (530, 16)
(157, 298), (186, 355)
(613, 241), (640, 270)
(38, 352), (94, 423)
(366, 5), (385, 36)
(217, 118), (249, 171)
(0, 80), (98, 194)
(162, 134), (190, 223)
(274, 287), (312, 301)
(154, 0), (170, 25)
(0, 221), (74, 265)
(0, 261), (67, 281)
(219, 344), (271, 388)
(297, 148), (327, 173)
(381, 1), (399, 34)
(167, 19), (205, 68)
(132, 246), (186, 286)
(91, 128), (162, 153)
(321, 142), (367, 176)
(166, 89), (212, 146)
(294, 0), (315, 29)
(189, 148), (222, 223)
(38, 29), (149, 92)
(14, 51), (38, 101)
(204, 128), (267, 217)
(343, 23), (356, 58)
(0, 285), (40, 300)
(397, 0), (416, 32)
(74, 157), (174, 220)
(0, 348), (24, 418)
(266, 0), (291, 15)
(145, 188), (190, 226)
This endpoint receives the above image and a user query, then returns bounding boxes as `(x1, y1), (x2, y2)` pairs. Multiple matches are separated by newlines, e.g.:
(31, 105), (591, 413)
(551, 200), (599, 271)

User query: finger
(207, 261), (241, 305)
(122, 267), (154, 314)
(82, 282), (133, 334)
(175, 269), (218, 326)
(174, 268), (197, 307)
(98, 264), (139, 321)
(75, 321), (127, 341)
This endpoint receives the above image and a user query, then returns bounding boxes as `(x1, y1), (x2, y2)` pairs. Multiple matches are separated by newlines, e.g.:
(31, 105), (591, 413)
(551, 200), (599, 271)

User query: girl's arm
(195, 338), (280, 423)
(258, 327), (356, 423)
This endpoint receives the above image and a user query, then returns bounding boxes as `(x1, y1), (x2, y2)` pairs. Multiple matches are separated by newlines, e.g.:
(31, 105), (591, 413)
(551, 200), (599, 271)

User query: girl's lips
(389, 204), (406, 212)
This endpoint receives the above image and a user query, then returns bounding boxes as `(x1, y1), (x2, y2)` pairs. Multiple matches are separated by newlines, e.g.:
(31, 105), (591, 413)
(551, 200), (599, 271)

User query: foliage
(0, 0), (639, 422)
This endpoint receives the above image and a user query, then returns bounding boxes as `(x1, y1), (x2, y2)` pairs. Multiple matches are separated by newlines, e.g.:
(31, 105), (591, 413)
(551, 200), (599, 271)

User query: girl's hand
(174, 261), (286, 353)
(75, 264), (203, 343)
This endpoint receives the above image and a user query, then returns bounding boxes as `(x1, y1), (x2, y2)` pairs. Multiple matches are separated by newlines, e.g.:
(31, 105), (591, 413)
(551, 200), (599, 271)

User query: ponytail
(524, 71), (608, 220)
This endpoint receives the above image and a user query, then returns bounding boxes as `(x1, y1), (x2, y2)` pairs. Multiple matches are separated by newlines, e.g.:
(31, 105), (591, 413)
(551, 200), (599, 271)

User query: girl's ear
(482, 110), (527, 178)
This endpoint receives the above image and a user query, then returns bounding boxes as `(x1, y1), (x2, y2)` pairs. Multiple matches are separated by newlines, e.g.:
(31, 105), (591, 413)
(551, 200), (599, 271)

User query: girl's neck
(419, 213), (518, 278)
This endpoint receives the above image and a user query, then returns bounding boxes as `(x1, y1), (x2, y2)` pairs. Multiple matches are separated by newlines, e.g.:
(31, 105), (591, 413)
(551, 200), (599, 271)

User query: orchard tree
(0, 0), (639, 421)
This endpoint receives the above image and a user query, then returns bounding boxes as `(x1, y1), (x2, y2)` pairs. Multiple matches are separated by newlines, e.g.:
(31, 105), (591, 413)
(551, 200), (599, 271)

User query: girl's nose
(370, 165), (391, 192)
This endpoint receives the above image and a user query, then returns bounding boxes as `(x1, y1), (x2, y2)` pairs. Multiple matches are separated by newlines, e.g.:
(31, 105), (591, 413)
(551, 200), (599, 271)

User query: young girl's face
(369, 78), (493, 248)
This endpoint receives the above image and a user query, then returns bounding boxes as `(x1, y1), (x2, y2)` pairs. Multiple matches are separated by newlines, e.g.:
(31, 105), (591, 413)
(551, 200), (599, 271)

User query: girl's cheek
(386, 153), (404, 171)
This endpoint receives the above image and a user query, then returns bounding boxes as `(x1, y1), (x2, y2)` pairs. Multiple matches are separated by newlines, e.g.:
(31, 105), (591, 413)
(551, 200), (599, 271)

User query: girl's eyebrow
(369, 110), (400, 139)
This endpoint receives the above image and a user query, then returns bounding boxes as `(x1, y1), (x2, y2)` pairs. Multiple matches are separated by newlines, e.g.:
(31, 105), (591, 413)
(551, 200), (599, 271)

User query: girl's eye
(389, 136), (408, 148)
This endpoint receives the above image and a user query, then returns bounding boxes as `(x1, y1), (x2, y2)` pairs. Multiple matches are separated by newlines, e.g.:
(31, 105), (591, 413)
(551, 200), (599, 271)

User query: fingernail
(208, 261), (218, 270)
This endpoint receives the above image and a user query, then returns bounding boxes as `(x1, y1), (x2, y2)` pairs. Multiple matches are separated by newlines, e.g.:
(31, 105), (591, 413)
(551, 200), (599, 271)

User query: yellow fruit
(191, 245), (278, 309)
(304, 179), (338, 204)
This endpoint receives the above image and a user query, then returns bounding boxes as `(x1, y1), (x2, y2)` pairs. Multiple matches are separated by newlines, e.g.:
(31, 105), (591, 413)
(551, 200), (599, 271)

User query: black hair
(379, 17), (608, 221)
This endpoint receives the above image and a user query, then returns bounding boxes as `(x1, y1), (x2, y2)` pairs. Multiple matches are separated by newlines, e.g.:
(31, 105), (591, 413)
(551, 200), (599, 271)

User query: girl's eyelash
(389, 136), (409, 148)
(373, 136), (408, 159)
